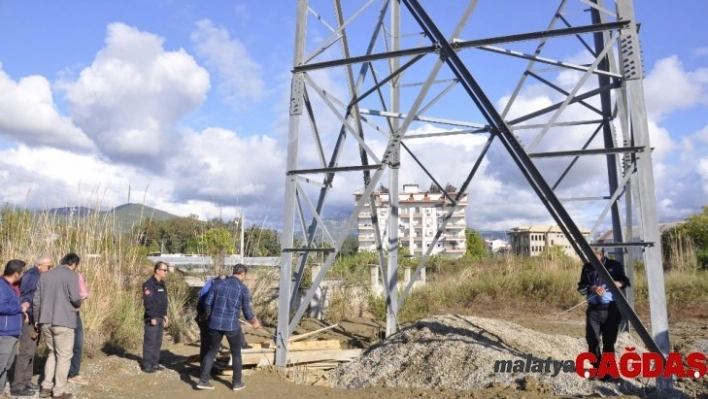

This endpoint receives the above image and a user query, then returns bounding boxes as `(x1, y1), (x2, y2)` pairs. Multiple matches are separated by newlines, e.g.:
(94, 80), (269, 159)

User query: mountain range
(43, 203), (509, 240)
(47, 203), (179, 232)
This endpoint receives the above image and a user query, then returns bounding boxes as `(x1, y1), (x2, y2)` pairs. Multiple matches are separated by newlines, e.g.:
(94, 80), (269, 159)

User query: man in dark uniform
(141, 261), (169, 373)
(577, 248), (630, 381)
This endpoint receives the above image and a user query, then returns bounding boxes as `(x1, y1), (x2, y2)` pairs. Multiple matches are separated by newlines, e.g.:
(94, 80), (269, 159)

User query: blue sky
(0, 0), (706, 233)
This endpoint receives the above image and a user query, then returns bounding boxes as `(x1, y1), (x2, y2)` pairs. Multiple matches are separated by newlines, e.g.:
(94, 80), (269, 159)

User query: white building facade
(356, 184), (468, 257)
(507, 225), (591, 258)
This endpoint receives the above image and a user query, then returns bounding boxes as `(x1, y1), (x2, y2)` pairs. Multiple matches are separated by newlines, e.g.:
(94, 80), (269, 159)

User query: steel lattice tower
(276, 0), (670, 388)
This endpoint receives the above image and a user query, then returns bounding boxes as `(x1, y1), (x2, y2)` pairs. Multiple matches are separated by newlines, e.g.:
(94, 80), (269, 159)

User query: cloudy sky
(0, 0), (706, 233)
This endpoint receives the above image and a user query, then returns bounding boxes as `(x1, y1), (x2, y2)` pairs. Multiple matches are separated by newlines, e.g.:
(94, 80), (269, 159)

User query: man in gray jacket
(33, 253), (82, 399)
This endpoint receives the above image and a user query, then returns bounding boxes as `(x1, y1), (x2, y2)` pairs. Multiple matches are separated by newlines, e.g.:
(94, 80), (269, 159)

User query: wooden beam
(261, 339), (341, 351)
(288, 324), (339, 342)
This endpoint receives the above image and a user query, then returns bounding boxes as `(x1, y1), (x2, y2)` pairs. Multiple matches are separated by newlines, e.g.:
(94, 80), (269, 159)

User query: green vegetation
(663, 205), (708, 270)
(465, 228), (487, 259)
(136, 216), (281, 256)
(363, 254), (708, 324)
(0, 203), (194, 355)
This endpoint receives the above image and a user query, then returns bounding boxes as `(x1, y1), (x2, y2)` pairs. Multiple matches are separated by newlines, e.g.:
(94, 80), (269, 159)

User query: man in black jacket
(141, 262), (169, 373)
(577, 248), (630, 381)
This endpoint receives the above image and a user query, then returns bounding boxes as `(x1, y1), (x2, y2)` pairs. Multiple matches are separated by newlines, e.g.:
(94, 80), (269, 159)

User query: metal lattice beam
(277, 1), (671, 389)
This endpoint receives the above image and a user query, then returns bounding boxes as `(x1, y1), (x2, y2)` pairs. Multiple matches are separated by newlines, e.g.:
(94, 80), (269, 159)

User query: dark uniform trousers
(142, 318), (164, 370)
(585, 302), (622, 365)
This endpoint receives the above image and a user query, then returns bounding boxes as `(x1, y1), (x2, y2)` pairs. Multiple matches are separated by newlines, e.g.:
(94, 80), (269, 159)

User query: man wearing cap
(577, 248), (630, 382)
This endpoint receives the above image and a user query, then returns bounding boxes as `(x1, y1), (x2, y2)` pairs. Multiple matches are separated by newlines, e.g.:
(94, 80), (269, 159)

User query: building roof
(596, 221), (686, 243)
(507, 225), (591, 234)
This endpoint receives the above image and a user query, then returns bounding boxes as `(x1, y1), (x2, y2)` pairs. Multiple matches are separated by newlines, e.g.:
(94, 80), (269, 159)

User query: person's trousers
(586, 303), (622, 366)
(40, 325), (75, 396)
(69, 312), (84, 378)
(198, 322), (249, 364)
(199, 329), (243, 385)
(141, 318), (164, 370)
(198, 321), (210, 364)
(10, 323), (39, 391)
(0, 335), (19, 391)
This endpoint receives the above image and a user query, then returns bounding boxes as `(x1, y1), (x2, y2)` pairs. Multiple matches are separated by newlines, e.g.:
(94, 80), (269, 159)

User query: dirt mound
(330, 314), (692, 398)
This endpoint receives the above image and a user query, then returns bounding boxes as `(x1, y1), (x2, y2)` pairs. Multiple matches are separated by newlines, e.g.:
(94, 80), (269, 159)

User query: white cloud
(0, 145), (164, 210)
(60, 23), (210, 167)
(693, 47), (708, 57)
(191, 19), (266, 105)
(644, 56), (708, 120)
(0, 67), (94, 151)
(168, 127), (285, 215)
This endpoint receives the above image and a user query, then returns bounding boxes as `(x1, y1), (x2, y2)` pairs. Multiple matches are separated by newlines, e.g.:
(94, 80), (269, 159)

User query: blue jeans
(69, 312), (83, 378)
(199, 329), (243, 385)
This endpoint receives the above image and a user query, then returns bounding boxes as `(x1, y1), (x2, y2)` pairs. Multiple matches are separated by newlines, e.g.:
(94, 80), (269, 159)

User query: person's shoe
(142, 366), (157, 373)
(10, 387), (37, 396)
(232, 381), (246, 391)
(196, 381), (215, 390)
(26, 382), (40, 390)
(39, 388), (53, 398)
(68, 375), (89, 386)
(242, 344), (253, 349)
(52, 394), (72, 399)
(153, 364), (166, 371)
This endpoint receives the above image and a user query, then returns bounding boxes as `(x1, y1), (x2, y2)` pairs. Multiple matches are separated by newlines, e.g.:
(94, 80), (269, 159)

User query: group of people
(0, 253), (89, 399)
(0, 247), (625, 397)
(141, 262), (260, 392)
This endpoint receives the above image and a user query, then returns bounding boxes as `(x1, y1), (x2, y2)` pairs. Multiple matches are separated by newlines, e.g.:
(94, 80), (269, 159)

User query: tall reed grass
(0, 203), (193, 356)
(365, 252), (708, 323)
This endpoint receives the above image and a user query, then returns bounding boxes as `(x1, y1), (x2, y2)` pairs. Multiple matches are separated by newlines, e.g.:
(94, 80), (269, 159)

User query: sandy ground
(12, 306), (708, 399)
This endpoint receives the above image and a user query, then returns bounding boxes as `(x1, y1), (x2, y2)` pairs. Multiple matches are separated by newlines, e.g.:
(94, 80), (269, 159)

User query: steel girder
(277, 0), (670, 388)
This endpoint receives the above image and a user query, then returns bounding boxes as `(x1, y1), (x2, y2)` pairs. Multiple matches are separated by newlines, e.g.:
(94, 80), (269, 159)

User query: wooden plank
(261, 339), (341, 351)
(288, 324), (339, 342)
(284, 349), (361, 364)
(238, 348), (361, 367)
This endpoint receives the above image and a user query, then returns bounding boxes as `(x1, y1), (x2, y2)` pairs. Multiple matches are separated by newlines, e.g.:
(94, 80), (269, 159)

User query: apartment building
(507, 225), (591, 258)
(355, 183), (468, 257)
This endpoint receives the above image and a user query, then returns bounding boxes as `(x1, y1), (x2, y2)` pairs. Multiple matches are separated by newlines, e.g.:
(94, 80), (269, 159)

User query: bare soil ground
(10, 304), (707, 399)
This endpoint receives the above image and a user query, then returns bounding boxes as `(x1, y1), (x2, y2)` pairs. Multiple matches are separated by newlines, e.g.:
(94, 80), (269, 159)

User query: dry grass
(362, 254), (708, 324)
(0, 202), (193, 356)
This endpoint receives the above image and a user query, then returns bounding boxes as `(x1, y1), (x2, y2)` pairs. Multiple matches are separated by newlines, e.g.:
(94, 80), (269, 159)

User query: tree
(136, 216), (204, 254)
(662, 206), (708, 270)
(243, 225), (281, 256)
(465, 228), (487, 260)
(198, 228), (235, 274)
(339, 236), (359, 258)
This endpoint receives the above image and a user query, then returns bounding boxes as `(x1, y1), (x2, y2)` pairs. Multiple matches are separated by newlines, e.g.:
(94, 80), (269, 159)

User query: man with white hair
(10, 254), (54, 397)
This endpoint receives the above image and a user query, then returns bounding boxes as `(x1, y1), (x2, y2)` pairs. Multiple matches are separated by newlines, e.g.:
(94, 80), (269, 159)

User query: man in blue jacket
(11, 254), (54, 397)
(0, 259), (30, 399)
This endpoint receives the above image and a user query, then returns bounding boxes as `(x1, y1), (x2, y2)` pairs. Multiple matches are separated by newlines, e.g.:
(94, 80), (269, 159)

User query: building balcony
(445, 248), (465, 253)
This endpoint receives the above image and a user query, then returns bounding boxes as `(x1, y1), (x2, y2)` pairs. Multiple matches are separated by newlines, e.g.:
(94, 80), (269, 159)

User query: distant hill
(44, 203), (180, 233)
(107, 203), (179, 232)
(47, 206), (95, 218)
(478, 230), (509, 241)
(294, 218), (358, 242)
